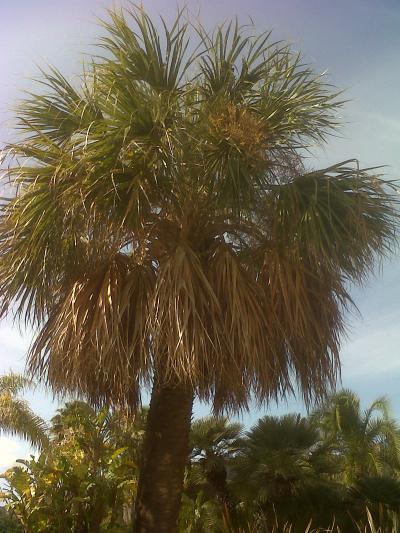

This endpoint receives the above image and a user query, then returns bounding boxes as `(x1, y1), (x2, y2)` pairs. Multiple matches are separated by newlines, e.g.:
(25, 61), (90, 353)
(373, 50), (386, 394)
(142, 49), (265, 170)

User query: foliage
(313, 390), (400, 481)
(180, 392), (400, 532)
(1, 401), (144, 532)
(1, 4), (399, 530)
(0, 506), (22, 533)
(2, 389), (400, 531)
(0, 373), (48, 450)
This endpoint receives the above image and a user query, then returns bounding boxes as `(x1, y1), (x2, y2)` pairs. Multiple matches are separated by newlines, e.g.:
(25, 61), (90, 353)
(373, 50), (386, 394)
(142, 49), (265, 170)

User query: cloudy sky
(0, 0), (399, 466)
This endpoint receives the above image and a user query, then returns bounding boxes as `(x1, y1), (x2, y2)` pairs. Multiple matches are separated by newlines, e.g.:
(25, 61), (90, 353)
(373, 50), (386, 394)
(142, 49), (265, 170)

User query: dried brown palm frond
(265, 251), (345, 404)
(29, 255), (155, 410)
(207, 244), (287, 411)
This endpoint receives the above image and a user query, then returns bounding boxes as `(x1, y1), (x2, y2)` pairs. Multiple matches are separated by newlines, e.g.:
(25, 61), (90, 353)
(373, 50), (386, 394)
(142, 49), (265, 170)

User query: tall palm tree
(0, 374), (48, 450)
(313, 390), (400, 482)
(0, 6), (397, 531)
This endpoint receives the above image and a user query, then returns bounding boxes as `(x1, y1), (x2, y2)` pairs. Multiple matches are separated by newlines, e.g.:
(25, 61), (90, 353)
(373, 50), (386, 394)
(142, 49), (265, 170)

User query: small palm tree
(179, 492), (224, 533)
(234, 415), (347, 529)
(313, 390), (400, 482)
(235, 415), (328, 499)
(188, 417), (243, 528)
(0, 6), (397, 531)
(0, 373), (48, 450)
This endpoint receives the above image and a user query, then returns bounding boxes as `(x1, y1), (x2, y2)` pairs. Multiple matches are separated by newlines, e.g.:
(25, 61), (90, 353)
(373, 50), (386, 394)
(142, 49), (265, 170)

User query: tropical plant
(0, 373), (48, 450)
(233, 414), (349, 531)
(313, 390), (400, 481)
(179, 492), (225, 533)
(2, 388), (400, 531)
(188, 417), (243, 529)
(50, 401), (140, 529)
(0, 505), (22, 533)
(0, 5), (397, 531)
(0, 400), (142, 532)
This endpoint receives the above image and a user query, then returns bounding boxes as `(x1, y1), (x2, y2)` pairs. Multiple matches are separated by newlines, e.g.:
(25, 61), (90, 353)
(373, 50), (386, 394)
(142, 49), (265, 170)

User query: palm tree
(188, 417), (243, 529)
(0, 6), (397, 531)
(0, 374), (48, 450)
(313, 390), (400, 482)
(179, 492), (224, 533)
(234, 415), (348, 530)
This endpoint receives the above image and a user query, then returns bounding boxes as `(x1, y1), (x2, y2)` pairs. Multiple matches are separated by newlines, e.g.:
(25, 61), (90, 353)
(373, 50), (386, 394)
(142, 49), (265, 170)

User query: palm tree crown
(313, 390), (400, 481)
(0, 6), (396, 416)
(0, 374), (48, 449)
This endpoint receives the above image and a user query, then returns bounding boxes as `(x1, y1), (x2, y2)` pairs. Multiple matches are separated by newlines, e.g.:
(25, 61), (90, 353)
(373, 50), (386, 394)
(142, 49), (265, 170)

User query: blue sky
(0, 0), (399, 468)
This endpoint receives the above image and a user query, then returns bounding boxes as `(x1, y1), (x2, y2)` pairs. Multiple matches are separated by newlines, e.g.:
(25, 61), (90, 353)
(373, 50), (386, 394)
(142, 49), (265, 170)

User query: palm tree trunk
(133, 379), (194, 532)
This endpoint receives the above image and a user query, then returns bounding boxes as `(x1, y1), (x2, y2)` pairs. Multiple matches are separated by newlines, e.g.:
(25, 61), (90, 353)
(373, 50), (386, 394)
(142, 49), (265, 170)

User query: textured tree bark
(133, 380), (194, 532)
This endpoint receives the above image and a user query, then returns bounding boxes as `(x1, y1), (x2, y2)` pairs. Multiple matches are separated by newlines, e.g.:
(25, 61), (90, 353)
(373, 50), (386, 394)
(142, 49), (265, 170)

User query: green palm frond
(363, 397), (392, 427)
(267, 162), (396, 279)
(179, 492), (224, 532)
(313, 390), (400, 481)
(0, 373), (48, 450)
(351, 476), (400, 511)
(0, 374), (31, 395)
(100, 6), (194, 92)
(190, 417), (243, 457)
(15, 65), (101, 144)
(0, 394), (48, 450)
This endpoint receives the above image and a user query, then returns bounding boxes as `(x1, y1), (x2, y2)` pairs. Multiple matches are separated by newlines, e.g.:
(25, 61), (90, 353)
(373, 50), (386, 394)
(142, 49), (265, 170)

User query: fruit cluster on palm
(0, 5), (397, 531)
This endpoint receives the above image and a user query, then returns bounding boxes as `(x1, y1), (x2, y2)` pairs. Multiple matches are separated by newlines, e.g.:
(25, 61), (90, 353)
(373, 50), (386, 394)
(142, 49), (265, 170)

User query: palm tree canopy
(313, 390), (400, 479)
(0, 373), (48, 449)
(236, 415), (324, 489)
(190, 417), (243, 461)
(0, 6), (397, 412)
(188, 417), (243, 501)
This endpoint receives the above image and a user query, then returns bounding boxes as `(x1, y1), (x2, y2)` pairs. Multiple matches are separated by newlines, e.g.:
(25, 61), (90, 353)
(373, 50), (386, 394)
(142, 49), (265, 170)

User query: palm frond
(0, 374), (31, 395)
(28, 254), (155, 410)
(15, 65), (101, 145)
(99, 5), (193, 92)
(0, 394), (48, 450)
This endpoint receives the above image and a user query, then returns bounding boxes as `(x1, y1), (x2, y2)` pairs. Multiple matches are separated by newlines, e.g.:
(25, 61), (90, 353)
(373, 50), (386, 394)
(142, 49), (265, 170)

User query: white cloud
(0, 437), (29, 472)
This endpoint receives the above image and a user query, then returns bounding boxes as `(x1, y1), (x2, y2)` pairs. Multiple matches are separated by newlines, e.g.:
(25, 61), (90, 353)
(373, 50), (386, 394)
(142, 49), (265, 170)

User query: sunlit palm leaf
(0, 374), (48, 450)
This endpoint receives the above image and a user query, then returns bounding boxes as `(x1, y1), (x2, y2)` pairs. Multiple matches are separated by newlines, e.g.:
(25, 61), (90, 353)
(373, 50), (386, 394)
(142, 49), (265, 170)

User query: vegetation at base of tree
(0, 506), (22, 533)
(0, 400), (146, 532)
(1, 4), (398, 529)
(1, 388), (400, 532)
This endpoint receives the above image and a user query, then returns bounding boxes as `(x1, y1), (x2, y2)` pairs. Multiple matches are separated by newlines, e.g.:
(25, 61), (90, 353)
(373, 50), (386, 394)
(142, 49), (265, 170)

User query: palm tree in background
(0, 374), (48, 450)
(188, 417), (243, 529)
(313, 390), (400, 482)
(234, 414), (351, 530)
(0, 5), (397, 531)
